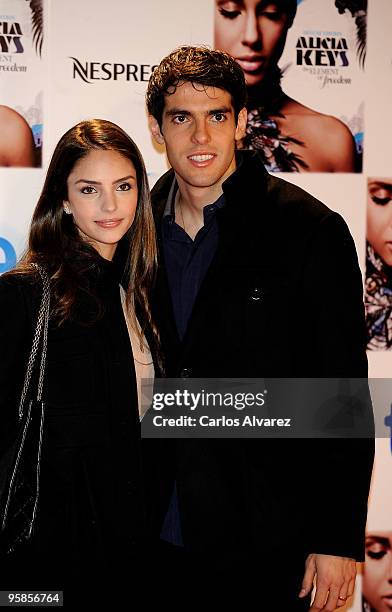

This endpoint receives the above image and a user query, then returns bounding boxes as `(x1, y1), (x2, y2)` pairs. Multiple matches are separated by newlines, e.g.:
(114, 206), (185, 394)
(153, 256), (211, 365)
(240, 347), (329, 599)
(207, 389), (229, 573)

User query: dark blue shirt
(162, 183), (225, 340)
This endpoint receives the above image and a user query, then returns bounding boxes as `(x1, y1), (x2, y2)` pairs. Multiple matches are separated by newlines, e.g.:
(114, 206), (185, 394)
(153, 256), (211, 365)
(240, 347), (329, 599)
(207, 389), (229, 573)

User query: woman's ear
(235, 107), (248, 142)
(148, 115), (165, 146)
(63, 202), (72, 215)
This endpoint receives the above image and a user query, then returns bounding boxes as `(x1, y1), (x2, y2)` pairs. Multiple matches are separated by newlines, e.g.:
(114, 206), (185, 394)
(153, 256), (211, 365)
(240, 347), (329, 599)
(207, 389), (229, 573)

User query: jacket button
(249, 287), (262, 301)
(180, 367), (192, 378)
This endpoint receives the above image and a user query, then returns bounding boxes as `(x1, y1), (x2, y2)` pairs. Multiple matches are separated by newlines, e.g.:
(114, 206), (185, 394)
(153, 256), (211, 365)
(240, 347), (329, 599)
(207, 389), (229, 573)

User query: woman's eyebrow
(217, 0), (244, 6)
(74, 175), (135, 185)
(366, 536), (391, 547)
(369, 181), (392, 191)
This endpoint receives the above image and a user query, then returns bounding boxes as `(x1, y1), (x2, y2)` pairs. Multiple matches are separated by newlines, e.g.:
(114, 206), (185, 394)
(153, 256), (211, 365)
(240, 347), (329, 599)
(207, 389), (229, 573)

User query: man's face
(149, 81), (246, 195)
(214, 0), (291, 88)
(367, 179), (392, 267)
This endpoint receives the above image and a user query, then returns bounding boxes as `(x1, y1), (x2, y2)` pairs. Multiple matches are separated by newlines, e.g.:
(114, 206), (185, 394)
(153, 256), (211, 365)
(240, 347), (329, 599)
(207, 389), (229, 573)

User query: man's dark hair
(146, 46), (247, 127)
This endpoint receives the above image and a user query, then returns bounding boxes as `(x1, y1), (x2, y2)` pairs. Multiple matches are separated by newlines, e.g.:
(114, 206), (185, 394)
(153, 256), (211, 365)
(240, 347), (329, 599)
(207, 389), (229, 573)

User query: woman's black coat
(0, 258), (155, 587)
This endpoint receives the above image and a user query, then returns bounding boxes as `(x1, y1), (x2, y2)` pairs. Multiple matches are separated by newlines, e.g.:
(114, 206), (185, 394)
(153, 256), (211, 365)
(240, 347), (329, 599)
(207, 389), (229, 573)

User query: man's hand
(299, 553), (357, 611)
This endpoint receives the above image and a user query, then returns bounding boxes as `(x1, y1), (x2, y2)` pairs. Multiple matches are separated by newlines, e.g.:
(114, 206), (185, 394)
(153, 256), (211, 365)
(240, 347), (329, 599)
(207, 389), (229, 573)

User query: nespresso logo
(70, 57), (157, 83)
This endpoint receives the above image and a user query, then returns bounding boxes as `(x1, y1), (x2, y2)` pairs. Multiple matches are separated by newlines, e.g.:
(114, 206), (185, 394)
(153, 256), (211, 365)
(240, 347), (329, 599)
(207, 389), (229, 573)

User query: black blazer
(0, 257), (157, 584)
(148, 150), (374, 561)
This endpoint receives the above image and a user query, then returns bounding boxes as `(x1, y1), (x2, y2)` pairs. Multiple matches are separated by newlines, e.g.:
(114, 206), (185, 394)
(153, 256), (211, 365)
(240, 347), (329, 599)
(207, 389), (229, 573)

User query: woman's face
(214, 0), (291, 88)
(367, 179), (392, 267)
(363, 532), (392, 612)
(64, 149), (138, 260)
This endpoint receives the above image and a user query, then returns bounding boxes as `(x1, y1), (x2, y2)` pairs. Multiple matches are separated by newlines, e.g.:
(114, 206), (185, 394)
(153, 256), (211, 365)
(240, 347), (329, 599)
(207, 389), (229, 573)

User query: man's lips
(187, 153), (216, 167)
(94, 219), (123, 228)
(236, 56), (265, 73)
(381, 595), (392, 609)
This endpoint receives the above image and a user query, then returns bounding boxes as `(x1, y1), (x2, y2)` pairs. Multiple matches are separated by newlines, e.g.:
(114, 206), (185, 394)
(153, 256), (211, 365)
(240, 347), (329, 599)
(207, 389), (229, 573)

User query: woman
(365, 178), (392, 350)
(363, 531), (392, 611)
(0, 119), (158, 595)
(214, 0), (358, 172)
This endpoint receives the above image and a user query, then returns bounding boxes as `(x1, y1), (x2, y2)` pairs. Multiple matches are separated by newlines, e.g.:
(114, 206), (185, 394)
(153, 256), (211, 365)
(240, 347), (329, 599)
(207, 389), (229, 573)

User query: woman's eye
(219, 8), (241, 19)
(366, 549), (387, 560)
(81, 186), (96, 194)
(365, 541), (388, 560)
(117, 182), (131, 191)
(260, 10), (281, 21)
(370, 190), (392, 206)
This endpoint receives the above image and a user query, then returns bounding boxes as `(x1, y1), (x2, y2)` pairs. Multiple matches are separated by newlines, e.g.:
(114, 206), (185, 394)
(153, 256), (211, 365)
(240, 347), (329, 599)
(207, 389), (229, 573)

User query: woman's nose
(242, 11), (261, 48)
(101, 190), (117, 212)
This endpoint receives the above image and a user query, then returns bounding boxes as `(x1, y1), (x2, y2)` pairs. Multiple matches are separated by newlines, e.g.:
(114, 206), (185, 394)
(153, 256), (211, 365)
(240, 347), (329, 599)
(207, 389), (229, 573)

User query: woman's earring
(63, 205), (72, 215)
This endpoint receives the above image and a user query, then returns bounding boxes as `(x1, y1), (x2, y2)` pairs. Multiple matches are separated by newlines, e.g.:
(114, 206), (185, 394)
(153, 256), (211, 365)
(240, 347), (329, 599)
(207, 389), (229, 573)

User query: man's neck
(175, 179), (222, 214)
(174, 161), (236, 221)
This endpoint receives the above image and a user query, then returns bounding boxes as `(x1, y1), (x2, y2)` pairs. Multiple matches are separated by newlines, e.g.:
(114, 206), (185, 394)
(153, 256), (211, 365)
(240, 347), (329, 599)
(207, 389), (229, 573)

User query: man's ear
(148, 115), (165, 146)
(235, 107), (248, 142)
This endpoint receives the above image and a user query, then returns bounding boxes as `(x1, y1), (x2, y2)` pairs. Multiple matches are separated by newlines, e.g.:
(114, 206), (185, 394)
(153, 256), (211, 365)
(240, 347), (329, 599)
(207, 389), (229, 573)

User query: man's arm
(298, 212), (374, 609)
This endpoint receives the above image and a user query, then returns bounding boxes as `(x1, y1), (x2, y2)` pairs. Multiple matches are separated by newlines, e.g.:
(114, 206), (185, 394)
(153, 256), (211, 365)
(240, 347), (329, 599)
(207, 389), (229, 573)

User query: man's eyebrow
(165, 107), (232, 117)
(74, 175), (135, 185)
(208, 107), (232, 115)
(165, 108), (190, 117)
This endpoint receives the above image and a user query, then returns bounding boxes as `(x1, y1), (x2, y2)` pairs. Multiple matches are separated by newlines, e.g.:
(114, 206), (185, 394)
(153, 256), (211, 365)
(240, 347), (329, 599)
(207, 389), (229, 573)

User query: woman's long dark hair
(9, 119), (158, 350)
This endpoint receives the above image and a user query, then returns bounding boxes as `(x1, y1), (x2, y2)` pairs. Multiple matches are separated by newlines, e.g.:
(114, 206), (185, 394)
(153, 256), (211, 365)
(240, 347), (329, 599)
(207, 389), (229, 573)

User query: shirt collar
(163, 178), (226, 223)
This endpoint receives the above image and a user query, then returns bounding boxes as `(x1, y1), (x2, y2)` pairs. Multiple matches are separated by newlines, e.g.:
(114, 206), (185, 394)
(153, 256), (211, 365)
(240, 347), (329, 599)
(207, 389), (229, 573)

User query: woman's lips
(95, 219), (123, 228)
(236, 57), (265, 73)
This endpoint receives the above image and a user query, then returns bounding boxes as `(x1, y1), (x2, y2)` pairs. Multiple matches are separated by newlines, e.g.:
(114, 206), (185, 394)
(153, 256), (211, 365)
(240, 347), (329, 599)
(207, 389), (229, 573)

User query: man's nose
(242, 11), (261, 48)
(191, 118), (211, 145)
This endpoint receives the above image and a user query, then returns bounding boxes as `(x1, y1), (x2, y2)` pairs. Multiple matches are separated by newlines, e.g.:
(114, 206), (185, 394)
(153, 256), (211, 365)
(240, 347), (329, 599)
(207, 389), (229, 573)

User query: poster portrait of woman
(0, 105), (35, 167)
(365, 179), (392, 351)
(214, 0), (366, 172)
(362, 531), (392, 611)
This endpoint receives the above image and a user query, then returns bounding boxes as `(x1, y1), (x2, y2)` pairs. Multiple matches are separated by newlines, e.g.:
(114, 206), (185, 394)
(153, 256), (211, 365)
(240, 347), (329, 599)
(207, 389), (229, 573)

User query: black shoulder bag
(0, 264), (50, 555)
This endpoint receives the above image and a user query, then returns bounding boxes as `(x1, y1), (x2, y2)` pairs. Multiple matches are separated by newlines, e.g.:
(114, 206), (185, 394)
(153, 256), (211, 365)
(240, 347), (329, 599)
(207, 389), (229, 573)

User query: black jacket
(148, 150), (374, 561)
(0, 256), (157, 585)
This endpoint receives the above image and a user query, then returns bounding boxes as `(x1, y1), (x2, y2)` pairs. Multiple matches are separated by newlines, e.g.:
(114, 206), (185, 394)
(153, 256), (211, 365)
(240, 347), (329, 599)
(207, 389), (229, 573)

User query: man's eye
(117, 182), (131, 191)
(173, 115), (188, 124)
(81, 186), (96, 194)
(212, 113), (226, 122)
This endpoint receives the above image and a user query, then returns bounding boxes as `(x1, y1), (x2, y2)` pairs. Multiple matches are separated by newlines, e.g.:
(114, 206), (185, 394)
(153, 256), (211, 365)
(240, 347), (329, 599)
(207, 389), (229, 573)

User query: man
(145, 46), (374, 610)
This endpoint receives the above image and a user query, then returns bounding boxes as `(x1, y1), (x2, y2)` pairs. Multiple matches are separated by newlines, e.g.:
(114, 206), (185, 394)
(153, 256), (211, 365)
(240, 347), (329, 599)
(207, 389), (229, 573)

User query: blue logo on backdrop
(385, 405), (392, 455)
(0, 237), (17, 273)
